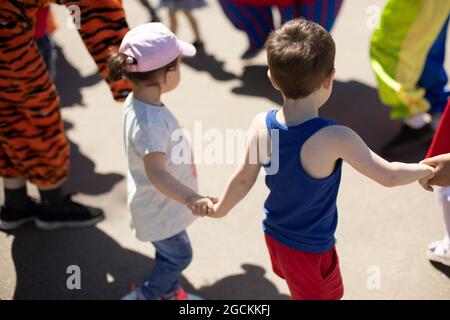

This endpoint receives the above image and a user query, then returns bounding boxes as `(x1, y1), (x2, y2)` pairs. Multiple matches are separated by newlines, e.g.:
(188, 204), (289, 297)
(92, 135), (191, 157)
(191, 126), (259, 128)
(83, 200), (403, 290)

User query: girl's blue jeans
(140, 230), (193, 299)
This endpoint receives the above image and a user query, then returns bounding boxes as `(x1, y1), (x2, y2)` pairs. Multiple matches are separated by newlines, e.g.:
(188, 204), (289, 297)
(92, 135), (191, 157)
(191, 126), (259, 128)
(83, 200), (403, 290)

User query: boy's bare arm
(208, 114), (267, 218)
(209, 160), (261, 218)
(327, 126), (434, 187)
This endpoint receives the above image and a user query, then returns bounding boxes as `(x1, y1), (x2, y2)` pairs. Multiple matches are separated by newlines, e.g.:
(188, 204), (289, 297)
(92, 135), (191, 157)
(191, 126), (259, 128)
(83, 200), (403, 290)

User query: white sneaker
(427, 240), (450, 266)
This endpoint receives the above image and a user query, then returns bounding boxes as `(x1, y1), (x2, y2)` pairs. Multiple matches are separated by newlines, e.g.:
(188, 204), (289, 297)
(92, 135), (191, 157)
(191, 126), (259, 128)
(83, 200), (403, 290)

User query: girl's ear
(163, 60), (179, 84)
(267, 69), (280, 91)
(163, 69), (173, 84)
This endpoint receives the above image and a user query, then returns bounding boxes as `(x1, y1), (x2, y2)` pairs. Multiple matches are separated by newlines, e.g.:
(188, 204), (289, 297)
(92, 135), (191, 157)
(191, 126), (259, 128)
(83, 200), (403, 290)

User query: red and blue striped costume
(427, 101), (450, 158)
(218, 0), (343, 51)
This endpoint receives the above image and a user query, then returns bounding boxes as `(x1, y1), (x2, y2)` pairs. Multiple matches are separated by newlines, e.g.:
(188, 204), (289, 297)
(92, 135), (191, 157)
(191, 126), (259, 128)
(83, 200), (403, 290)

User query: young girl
(160, 0), (207, 50)
(108, 22), (215, 300)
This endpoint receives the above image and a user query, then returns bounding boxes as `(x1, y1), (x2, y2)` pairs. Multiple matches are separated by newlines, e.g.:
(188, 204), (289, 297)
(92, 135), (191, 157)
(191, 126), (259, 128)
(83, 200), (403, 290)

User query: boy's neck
(133, 85), (163, 106)
(279, 96), (319, 126)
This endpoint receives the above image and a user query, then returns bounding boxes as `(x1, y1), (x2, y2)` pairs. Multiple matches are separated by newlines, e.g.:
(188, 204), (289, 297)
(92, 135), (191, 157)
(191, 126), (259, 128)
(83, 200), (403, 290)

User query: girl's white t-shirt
(122, 94), (198, 242)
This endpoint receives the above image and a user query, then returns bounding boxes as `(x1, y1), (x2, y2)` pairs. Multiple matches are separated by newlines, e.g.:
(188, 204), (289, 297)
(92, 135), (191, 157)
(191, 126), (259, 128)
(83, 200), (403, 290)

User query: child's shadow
(182, 50), (237, 82)
(430, 261), (450, 279)
(63, 121), (124, 196)
(8, 225), (151, 299)
(7, 226), (287, 300)
(195, 264), (289, 300)
(54, 45), (102, 108)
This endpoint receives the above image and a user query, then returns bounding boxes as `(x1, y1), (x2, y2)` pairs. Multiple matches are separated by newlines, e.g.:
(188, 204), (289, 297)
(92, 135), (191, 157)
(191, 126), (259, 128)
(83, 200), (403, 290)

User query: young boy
(190, 19), (435, 299)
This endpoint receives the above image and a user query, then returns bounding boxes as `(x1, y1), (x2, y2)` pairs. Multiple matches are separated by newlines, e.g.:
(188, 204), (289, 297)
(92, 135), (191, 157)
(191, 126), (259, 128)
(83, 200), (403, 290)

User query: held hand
(419, 176), (434, 192)
(417, 164), (436, 192)
(421, 153), (450, 187)
(207, 196), (219, 205)
(186, 195), (215, 217)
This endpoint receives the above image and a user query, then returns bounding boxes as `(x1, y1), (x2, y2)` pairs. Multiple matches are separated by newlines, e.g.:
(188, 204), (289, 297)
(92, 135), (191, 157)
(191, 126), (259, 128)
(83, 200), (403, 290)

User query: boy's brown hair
(265, 18), (335, 100)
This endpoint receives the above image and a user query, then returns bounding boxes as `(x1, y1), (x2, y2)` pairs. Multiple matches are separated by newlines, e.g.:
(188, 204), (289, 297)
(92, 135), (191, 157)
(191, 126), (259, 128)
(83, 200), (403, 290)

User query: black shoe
(193, 41), (205, 52)
(241, 46), (263, 60)
(382, 124), (435, 155)
(35, 195), (104, 230)
(0, 198), (41, 231)
(150, 15), (160, 23)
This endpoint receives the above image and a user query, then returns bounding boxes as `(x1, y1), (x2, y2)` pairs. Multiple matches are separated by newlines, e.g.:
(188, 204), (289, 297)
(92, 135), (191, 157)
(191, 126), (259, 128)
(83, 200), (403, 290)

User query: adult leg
(147, 3), (160, 22)
(137, 0), (160, 22)
(0, 177), (39, 230)
(169, 10), (178, 34)
(4, 177), (27, 211)
(384, 17), (448, 153)
(36, 34), (57, 81)
(280, 0), (343, 31)
(218, 0), (274, 58)
(36, 178), (104, 230)
(370, 0), (450, 154)
(442, 188), (450, 247)
(183, 10), (204, 49)
(0, 7), (103, 230)
(418, 17), (449, 129)
(427, 187), (450, 266)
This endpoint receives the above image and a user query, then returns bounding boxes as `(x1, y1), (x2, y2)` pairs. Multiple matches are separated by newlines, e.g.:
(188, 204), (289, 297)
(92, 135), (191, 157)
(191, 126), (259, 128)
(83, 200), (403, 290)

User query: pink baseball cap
(119, 23), (196, 72)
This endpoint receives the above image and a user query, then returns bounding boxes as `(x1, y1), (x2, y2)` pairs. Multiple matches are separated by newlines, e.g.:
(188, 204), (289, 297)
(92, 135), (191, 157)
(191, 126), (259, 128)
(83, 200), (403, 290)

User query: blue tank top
(263, 110), (342, 253)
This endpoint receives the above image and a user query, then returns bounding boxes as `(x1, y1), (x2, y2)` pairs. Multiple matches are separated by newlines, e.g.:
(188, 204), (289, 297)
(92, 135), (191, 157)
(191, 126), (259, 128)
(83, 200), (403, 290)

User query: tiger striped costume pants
(0, 0), (131, 187)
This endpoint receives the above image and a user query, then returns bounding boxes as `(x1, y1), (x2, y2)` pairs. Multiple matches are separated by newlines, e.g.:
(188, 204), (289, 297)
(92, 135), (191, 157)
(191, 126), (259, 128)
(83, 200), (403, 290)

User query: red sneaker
(162, 287), (202, 300)
(173, 287), (189, 300)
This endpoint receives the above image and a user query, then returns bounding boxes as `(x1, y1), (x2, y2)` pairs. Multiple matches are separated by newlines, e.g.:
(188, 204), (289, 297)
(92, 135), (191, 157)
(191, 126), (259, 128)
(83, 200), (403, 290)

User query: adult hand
(421, 153), (450, 186)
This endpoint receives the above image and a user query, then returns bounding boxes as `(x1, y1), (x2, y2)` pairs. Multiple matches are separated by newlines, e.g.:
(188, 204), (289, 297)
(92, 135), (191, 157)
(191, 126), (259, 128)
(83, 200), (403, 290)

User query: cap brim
(178, 40), (196, 57)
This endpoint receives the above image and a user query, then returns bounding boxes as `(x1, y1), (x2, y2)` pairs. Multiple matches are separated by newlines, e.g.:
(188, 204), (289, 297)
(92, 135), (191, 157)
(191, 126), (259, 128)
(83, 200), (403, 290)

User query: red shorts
(265, 234), (344, 300)
(427, 101), (450, 158)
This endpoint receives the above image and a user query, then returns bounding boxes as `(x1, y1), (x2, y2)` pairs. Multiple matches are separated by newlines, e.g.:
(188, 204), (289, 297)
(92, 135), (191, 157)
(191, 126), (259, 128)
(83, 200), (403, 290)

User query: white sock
(438, 187), (450, 250)
(404, 113), (431, 129)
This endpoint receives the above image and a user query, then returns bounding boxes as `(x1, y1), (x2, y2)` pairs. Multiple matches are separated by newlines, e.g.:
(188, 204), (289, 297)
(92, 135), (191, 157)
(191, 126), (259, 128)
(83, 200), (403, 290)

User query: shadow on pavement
(232, 65), (282, 105)
(195, 264), (289, 300)
(136, 0), (160, 22)
(183, 50), (237, 82)
(9, 225), (150, 299)
(54, 46), (102, 108)
(63, 121), (124, 196)
(7, 226), (287, 300)
(231, 64), (430, 161)
(430, 261), (450, 279)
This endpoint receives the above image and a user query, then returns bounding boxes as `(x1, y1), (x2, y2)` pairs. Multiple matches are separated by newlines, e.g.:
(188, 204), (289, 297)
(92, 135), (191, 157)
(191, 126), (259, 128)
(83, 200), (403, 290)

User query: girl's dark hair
(107, 50), (179, 85)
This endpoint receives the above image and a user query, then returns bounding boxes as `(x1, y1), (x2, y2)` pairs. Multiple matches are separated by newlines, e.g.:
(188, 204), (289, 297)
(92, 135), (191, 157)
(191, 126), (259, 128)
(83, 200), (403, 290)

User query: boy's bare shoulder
(318, 124), (356, 140)
(306, 124), (357, 153)
(250, 112), (268, 130)
(246, 112), (269, 138)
